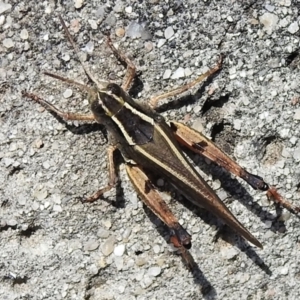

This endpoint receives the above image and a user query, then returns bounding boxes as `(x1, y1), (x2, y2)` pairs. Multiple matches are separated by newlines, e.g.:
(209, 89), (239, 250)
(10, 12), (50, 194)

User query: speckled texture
(1, 1), (300, 299)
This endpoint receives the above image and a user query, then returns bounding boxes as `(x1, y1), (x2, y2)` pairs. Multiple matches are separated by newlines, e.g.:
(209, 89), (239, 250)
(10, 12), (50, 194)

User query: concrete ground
(1, 0), (300, 299)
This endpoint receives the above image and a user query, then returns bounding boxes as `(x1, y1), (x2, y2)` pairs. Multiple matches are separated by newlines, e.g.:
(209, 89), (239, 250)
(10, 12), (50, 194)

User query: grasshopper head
(91, 83), (126, 118)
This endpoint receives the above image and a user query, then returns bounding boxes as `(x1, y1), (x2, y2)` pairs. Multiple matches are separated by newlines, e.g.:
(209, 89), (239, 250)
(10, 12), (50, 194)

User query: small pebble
(84, 41), (94, 54)
(74, 0), (84, 9)
(20, 29), (29, 40)
(97, 228), (110, 238)
(70, 19), (80, 33)
(101, 236), (116, 256)
(63, 89), (73, 98)
(280, 266), (289, 275)
(3, 38), (14, 49)
(292, 146), (300, 162)
(104, 13), (117, 27)
(0, 15), (4, 26)
(233, 119), (242, 131)
(84, 239), (99, 251)
(135, 270), (145, 281)
(118, 284), (126, 293)
(164, 26), (174, 39)
(148, 266), (161, 277)
(114, 256), (124, 270)
(42, 161), (51, 169)
(18, 197), (26, 206)
(184, 68), (192, 77)
(34, 139), (44, 149)
(62, 53), (70, 62)
(96, 6), (105, 21)
(114, 1), (124, 12)
(153, 244), (160, 254)
(142, 276), (153, 288)
(259, 13), (279, 34)
(294, 108), (300, 120)
(163, 69), (172, 79)
(45, 5), (51, 14)
(0, 2), (11, 14)
(135, 256), (146, 266)
(265, 4), (275, 12)
(33, 188), (48, 200)
(221, 246), (239, 260)
(287, 21), (299, 34)
(88, 19), (97, 30)
(144, 41), (153, 52)
(53, 204), (62, 212)
(89, 264), (99, 275)
(126, 21), (143, 39)
(264, 220), (272, 229)
(7, 219), (17, 227)
(3, 158), (14, 167)
(216, 189), (227, 201)
(171, 67), (185, 79)
(102, 219), (112, 229)
(157, 39), (166, 48)
(264, 230), (275, 239)
(123, 228), (132, 239)
(183, 50), (194, 58)
(125, 6), (132, 14)
(114, 244), (126, 256)
(115, 27), (125, 37)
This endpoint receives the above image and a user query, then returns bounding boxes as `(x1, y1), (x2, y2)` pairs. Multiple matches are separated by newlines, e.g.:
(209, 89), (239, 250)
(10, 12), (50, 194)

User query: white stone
(53, 204), (62, 212)
(259, 13), (279, 34)
(280, 266), (289, 275)
(164, 26), (174, 39)
(74, 0), (84, 9)
(148, 266), (161, 277)
(221, 246), (239, 260)
(20, 29), (29, 40)
(114, 244), (125, 256)
(184, 68), (192, 77)
(153, 244), (160, 254)
(88, 20), (97, 30)
(63, 89), (73, 98)
(33, 188), (48, 200)
(293, 146), (300, 162)
(84, 41), (94, 54)
(171, 67), (185, 79)
(294, 108), (300, 120)
(127, 22), (141, 38)
(101, 236), (116, 256)
(163, 69), (172, 79)
(157, 39), (166, 48)
(0, 2), (11, 14)
(114, 256), (124, 270)
(3, 38), (14, 48)
(125, 6), (132, 14)
(287, 21), (299, 34)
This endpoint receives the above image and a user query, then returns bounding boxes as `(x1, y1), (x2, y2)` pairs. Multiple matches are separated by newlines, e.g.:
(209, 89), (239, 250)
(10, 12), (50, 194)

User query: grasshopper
(23, 16), (299, 261)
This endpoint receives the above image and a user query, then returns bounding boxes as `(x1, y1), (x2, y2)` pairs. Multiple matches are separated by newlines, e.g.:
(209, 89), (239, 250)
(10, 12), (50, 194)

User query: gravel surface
(1, 1), (300, 299)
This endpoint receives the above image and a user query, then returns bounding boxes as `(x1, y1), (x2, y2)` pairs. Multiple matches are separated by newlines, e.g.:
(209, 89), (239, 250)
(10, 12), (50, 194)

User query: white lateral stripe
(111, 101), (154, 146)
(123, 102), (154, 124)
(135, 144), (201, 192)
(111, 115), (135, 145)
(155, 124), (200, 180)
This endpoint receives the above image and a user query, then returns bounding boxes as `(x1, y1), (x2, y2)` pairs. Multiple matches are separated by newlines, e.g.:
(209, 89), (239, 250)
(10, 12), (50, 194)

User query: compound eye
(107, 83), (122, 97)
